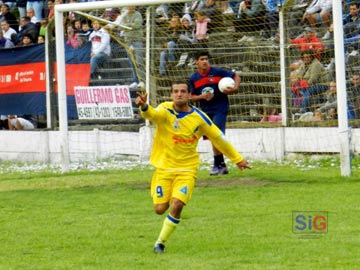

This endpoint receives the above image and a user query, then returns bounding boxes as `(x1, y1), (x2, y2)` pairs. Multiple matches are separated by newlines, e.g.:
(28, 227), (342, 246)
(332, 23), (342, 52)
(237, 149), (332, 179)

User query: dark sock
(214, 154), (225, 168)
(219, 154), (226, 168)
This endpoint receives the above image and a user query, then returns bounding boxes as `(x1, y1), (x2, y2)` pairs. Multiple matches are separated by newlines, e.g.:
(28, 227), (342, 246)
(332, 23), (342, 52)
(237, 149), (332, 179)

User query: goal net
(52, 0), (358, 173)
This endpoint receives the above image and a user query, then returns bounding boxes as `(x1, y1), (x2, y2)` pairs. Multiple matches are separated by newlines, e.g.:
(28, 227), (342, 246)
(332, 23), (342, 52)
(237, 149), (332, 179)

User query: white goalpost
(332, 0), (351, 176)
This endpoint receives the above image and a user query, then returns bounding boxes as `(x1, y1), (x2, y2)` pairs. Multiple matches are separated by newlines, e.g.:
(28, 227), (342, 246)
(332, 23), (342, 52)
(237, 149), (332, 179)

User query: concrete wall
(0, 127), (359, 164)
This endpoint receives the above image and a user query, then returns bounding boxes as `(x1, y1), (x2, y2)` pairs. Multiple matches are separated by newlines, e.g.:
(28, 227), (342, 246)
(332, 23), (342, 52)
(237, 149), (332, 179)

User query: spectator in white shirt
(0, 28), (14, 48)
(301, 0), (332, 28)
(89, 20), (111, 79)
(1, 19), (15, 41)
(7, 115), (35, 130)
(26, 8), (40, 24)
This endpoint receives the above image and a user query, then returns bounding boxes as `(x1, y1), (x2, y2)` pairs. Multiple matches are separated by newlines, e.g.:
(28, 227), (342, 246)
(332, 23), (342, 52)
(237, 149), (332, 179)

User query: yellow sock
(156, 214), (180, 245)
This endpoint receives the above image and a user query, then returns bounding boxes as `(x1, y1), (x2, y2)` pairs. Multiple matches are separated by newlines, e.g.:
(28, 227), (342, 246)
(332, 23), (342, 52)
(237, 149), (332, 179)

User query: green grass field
(0, 158), (359, 270)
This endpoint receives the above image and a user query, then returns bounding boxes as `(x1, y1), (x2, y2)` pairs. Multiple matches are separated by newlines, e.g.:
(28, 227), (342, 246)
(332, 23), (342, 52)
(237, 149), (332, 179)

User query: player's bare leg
(153, 198), (184, 253)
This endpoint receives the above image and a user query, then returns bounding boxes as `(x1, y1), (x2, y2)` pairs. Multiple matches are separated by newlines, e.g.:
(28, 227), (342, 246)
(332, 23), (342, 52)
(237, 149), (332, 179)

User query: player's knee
(154, 208), (166, 215)
(154, 203), (168, 215)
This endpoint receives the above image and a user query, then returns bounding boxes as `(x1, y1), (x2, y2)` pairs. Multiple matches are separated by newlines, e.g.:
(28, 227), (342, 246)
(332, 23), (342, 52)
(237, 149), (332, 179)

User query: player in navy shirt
(189, 51), (240, 175)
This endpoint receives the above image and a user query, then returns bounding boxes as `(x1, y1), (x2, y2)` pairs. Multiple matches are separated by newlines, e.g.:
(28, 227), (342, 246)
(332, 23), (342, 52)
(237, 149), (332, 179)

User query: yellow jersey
(140, 102), (244, 171)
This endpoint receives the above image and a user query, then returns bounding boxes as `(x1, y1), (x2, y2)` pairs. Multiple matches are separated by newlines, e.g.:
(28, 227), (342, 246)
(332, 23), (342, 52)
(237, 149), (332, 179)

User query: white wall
(0, 127), (359, 164)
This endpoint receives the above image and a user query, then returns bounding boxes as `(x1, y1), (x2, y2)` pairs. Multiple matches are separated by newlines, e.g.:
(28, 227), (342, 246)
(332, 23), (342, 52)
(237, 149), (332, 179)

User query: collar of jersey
(167, 106), (195, 119)
(198, 66), (211, 76)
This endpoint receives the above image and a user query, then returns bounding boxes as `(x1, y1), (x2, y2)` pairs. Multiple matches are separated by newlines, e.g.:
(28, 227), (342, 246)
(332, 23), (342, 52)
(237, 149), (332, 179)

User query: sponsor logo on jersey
(172, 135), (197, 145)
(201, 87), (214, 94)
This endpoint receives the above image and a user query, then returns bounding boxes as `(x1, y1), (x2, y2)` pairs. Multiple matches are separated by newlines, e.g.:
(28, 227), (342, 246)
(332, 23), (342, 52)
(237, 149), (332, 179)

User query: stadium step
(97, 67), (133, 79)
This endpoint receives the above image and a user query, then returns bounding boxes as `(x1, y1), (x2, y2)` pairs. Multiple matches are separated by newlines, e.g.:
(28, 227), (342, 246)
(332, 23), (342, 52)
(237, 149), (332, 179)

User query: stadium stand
(2, 1), (360, 130)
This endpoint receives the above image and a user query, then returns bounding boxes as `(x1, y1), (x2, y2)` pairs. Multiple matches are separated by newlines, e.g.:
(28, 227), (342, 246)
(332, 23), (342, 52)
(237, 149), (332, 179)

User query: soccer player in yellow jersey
(135, 80), (250, 254)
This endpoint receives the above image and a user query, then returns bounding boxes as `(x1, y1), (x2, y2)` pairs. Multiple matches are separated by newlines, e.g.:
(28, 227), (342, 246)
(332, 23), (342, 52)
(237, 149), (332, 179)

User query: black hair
(21, 16), (31, 22)
(349, 1), (360, 9)
(81, 19), (90, 25)
(195, 50), (210, 60)
(23, 33), (34, 43)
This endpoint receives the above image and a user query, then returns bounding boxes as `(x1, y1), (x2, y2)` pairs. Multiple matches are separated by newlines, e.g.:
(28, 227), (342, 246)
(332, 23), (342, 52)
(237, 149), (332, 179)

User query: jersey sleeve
(140, 103), (166, 123)
(199, 117), (244, 164)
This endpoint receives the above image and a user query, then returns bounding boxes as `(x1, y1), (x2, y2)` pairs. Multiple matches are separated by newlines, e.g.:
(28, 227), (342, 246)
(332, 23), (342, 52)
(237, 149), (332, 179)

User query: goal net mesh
(60, 1), (359, 129)
(48, 0), (360, 168)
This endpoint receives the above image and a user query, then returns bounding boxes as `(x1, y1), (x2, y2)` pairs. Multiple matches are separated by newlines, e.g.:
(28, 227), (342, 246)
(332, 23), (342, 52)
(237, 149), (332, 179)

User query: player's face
(196, 56), (210, 71)
(171, 84), (190, 109)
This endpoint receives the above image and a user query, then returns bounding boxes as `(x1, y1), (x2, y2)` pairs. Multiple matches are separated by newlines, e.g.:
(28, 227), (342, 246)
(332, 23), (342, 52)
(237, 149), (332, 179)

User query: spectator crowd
(1, 0), (360, 123)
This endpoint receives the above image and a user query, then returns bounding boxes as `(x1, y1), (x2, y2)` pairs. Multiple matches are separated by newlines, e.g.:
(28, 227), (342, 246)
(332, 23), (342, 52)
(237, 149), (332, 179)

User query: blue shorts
(206, 111), (227, 133)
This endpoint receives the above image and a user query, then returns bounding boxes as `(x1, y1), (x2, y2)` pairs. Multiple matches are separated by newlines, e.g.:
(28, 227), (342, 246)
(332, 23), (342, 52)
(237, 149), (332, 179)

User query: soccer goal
(53, 0), (356, 175)
(54, 0), (190, 171)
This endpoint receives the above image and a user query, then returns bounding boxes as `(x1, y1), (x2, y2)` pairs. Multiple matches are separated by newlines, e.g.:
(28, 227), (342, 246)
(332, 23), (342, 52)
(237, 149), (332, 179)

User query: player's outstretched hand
(135, 92), (148, 108)
(236, 159), (251, 171)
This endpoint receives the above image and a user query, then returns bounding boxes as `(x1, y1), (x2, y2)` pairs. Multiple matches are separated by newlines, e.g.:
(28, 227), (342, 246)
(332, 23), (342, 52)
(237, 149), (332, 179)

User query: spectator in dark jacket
(343, 1), (360, 39)
(16, 16), (39, 45)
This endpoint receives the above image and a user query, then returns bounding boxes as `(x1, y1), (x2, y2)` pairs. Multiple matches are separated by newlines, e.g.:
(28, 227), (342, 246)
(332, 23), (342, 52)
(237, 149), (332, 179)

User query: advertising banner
(74, 85), (134, 120)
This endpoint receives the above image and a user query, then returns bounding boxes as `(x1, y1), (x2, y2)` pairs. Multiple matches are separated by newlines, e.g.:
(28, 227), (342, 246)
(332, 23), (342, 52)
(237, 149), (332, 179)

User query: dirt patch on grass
(196, 177), (281, 187)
